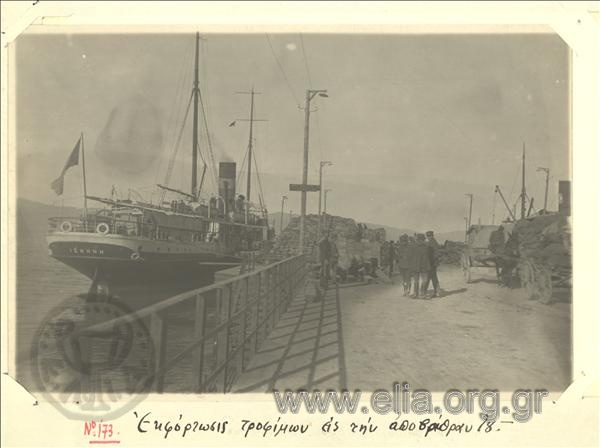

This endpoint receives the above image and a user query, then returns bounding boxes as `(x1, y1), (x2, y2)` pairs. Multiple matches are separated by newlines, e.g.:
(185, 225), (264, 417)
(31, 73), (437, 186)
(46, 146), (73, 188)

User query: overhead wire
(265, 34), (302, 108)
(162, 91), (194, 201)
(198, 37), (219, 194)
(299, 33), (325, 165)
(154, 38), (193, 186)
(252, 144), (267, 213)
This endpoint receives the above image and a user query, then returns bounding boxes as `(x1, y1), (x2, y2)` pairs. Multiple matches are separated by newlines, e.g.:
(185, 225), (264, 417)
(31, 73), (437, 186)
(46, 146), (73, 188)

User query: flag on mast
(51, 137), (82, 195)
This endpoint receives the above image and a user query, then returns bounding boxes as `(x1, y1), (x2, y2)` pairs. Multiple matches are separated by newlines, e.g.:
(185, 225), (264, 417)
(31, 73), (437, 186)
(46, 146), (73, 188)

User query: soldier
(406, 236), (417, 296)
(318, 234), (331, 284)
(387, 240), (395, 277)
(501, 231), (520, 287)
(424, 230), (441, 297)
(412, 233), (431, 299)
(489, 225), (506, 283)
(329, 234), (339, 283)
(397, 234), (410, 296)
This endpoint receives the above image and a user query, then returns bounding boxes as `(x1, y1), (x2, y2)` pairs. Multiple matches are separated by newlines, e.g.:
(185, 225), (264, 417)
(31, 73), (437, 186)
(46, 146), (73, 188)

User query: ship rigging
(46, 33), (272, 300)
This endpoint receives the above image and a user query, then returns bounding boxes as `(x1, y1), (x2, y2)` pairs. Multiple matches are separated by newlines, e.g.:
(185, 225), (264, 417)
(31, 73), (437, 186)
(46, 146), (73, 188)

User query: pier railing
(85, 254), (307, 393)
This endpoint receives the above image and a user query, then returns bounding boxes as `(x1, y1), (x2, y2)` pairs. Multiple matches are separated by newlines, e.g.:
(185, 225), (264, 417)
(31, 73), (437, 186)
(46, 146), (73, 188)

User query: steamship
(46, 34), (271, 299)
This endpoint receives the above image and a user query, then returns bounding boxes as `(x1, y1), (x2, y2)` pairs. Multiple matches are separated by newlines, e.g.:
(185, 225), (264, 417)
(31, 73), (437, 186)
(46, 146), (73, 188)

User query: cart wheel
(461, 253), (472, 283)
(536, 265), (553, 304)
(518, 260), (537, 300)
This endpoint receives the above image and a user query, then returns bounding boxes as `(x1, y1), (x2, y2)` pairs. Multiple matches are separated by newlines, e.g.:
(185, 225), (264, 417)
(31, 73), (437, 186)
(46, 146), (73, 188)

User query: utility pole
(537, 167), (550, 213)
(318, 161), (333, 217)
(521, 142), (527, 220)
(465, 193), (473, 230)
(299, 89), (328, 253)
(324, 189), (331, 214)
(280, 195), (287, 234)
(323, 189), (331, 232)
(317, 160), (332, 240)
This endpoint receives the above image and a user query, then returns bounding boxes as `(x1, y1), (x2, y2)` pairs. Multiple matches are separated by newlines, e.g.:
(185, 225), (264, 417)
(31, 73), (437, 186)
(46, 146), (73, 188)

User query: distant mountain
(18, 197), (82, 216)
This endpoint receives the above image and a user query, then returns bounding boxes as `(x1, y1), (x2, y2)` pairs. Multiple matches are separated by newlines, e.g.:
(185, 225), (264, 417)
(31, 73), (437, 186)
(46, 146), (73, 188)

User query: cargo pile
(439, 240), (466, 266)
(270, 214), (385, 263)
(512, 213), (571, 270)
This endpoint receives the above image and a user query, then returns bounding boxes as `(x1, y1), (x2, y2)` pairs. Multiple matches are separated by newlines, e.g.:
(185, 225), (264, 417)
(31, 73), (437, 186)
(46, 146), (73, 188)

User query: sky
(14, 32), (569, 233)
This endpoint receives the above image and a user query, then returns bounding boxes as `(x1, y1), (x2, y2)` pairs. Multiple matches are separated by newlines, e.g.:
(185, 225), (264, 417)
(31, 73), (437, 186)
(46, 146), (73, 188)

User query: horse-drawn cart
(462, 215), (571, 305)
(515, 214), (572, 304)
(461, 225), (501, 283)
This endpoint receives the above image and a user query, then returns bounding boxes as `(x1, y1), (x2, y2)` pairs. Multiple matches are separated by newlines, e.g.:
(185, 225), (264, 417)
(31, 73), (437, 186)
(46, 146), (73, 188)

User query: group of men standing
(317, 230), (442, 298)
(382, 231), (442, 299)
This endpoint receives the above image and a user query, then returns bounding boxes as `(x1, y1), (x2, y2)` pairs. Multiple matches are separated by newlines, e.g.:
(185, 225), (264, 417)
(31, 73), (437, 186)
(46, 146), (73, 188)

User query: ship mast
(521, 142), (526, 220)
(246, 88), (255, 203)
(234, 89), (267, 204)
(191, 32), (200, 200)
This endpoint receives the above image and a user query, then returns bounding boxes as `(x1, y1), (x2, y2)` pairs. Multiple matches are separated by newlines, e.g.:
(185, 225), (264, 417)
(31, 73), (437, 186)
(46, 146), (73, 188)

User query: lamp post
(299, 89), (328, 253)
(318, 161), (333, 216)
(317, 160), (333, 239)
(323, 189), (331, 232)
(280, 195), (288, 234)
(537, 167), (550, 213)
(465, 193), (473, 230)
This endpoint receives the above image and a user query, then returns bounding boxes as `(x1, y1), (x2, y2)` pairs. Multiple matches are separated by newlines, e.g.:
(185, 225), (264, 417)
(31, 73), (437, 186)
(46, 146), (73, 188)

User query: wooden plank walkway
(233, 283), (347, 392)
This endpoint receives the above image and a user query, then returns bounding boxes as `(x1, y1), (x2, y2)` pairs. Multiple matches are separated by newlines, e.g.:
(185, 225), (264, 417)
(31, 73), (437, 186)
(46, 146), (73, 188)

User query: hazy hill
(267, 211), (465, 242)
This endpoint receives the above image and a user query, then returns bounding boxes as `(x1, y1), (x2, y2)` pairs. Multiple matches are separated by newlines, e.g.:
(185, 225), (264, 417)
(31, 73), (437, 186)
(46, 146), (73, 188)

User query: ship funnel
(218, 162), (236, 215)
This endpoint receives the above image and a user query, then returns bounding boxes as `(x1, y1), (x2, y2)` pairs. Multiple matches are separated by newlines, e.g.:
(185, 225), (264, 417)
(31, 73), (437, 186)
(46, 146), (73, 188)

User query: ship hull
(47, 233), (241, 300)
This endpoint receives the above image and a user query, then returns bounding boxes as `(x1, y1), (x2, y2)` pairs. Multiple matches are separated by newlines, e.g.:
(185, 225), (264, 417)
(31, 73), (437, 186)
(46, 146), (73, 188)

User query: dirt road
(341, 265), (571, 392)
(234, 264), (571, 394)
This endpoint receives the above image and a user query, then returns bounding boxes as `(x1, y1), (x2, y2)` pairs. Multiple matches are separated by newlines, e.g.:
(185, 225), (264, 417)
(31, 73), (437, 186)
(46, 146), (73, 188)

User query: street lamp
(317, 160), (333, 239)
(299, 89), (328, 253)
(319, 161), (333, 216)
(465, 193), (473, 230)
(280, 195), (288, 234)
(323, 189), (332, 232)
(537, 167), (550, 213)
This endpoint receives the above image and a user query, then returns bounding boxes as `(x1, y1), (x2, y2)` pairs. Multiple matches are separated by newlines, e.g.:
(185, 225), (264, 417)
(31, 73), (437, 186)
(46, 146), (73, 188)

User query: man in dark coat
(500, 231), (520, 287)
(329, 235), (339, 283)
(397, 234), (410, 295)
(318, 235), (331, 283)
(387, 240), (395, 277)
(406, 236), (416, 296)
(489, 225), (506, 282)
(424, 230), (441, 297)
(411, 233), (431, 299)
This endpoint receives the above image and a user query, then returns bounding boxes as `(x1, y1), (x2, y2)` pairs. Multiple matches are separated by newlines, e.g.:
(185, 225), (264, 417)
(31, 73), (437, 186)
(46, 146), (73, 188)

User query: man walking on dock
(318, 234), (331, 285)
(329, 234), (339, 283)
(387, 240), (395, 278)
(425, 230), (441, 297)
(397, 234), (410, 295)
(411, 234), (431, 299)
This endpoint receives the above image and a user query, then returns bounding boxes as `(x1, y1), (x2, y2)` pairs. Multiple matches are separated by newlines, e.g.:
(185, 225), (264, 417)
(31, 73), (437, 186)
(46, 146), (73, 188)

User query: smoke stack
(219, 162), (236, 214)
(558, 180), (571, 215)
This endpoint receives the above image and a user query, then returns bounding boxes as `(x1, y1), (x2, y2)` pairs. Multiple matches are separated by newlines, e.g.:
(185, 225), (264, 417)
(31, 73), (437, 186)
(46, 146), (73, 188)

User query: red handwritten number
(100, 424), (114, 439)
(83, 422), (115, 440)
